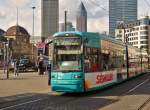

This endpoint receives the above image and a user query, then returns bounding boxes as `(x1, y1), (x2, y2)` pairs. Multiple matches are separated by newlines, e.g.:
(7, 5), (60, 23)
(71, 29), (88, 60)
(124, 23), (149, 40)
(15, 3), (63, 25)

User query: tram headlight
(74, 75), (81, 79)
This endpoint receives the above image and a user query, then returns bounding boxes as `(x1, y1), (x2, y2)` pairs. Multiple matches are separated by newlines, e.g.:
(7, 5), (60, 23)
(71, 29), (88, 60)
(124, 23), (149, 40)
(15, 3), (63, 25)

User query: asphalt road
(0, 72), (150, 110)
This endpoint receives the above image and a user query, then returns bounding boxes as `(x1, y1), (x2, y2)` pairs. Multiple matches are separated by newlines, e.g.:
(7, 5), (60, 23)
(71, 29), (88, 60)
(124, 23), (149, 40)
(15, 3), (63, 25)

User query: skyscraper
(41, 0), (59, 38)
(76, 2), (87, 32)
(109, 0), (137, 36)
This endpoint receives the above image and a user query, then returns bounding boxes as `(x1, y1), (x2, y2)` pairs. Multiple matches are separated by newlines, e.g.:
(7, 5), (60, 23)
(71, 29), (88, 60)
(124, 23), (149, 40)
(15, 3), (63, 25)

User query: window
(136, 27), (139, 31)
(140, 31), (148, 35)
(119, 30), (122, 33)
(140, 45), (148, 49)
(140, 36), (148, 39)
(84, 47), (100, 72)
(84, 40), (125, 73)
(140, 41), (148, 44)
(143, 26), (148, 30)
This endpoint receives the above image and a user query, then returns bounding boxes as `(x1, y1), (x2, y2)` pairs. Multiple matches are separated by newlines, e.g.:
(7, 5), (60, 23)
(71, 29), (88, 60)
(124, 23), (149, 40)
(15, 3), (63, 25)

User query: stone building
(0, 29), (6, 42)
(0, 29), (6, 67)
(5, 25), (37, 60)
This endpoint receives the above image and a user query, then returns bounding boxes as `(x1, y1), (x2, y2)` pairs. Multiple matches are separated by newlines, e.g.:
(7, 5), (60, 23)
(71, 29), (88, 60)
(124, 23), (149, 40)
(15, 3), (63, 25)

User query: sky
(0, 0), (150, 36)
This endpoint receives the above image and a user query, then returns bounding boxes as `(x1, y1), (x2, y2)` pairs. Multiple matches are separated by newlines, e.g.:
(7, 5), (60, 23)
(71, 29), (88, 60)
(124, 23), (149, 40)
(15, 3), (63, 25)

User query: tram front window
(52, 37), (82, 72)
(55, 55), (81, 71)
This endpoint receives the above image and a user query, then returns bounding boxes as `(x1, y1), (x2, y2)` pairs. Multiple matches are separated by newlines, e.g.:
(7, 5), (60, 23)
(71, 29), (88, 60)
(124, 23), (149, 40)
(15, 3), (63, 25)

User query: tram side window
(84, 47), (100, 73)
(101, 51), (124, 71)
(84, 47), (124, 72)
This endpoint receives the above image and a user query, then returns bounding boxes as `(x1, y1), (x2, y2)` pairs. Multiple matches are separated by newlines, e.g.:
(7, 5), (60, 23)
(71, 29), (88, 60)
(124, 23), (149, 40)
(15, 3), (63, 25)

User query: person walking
(38, 59), (44, 75)
(14, 59), (19, 76)
(47, 63), (51, 85)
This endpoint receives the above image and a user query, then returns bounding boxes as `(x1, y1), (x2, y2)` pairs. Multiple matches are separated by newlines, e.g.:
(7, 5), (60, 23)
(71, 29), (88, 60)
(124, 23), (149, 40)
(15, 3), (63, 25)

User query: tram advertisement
(85, 70), (117, 89)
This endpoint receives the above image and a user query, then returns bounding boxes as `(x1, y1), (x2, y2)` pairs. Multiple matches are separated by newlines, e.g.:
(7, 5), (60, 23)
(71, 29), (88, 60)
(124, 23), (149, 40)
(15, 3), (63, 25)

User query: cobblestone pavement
(0, 71), (150, 110)
(0, 71), (50, 97)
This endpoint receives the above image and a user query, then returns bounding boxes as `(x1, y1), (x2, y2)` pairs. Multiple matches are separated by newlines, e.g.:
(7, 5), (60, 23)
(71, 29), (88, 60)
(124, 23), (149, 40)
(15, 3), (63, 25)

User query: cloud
(59, 0), (108, 33)
(0, 11), (6, 19)
(59, 0), (108, 21)
(87, 17), (108, 33)
(8, 0), (31, 7)
(0, 0), (149, 36)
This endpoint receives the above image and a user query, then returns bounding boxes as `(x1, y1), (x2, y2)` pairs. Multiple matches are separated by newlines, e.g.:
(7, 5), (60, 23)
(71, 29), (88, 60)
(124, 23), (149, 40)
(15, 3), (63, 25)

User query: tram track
(45, 76), (150, 110)
(137, 96), (150, 110)
(0, 73), (150, 110)
(118, 77), (150, 98)
(0, 94), (48, 110)
(0, 92), (82, 110)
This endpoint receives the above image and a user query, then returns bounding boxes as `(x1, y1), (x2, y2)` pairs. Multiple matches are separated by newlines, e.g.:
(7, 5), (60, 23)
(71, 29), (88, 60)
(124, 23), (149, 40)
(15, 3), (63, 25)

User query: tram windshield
(52, 36), (82, 72)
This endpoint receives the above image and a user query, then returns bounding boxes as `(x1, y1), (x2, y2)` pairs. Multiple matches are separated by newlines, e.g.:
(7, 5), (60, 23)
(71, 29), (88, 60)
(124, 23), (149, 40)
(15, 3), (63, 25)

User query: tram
(50, 32), (148, 92)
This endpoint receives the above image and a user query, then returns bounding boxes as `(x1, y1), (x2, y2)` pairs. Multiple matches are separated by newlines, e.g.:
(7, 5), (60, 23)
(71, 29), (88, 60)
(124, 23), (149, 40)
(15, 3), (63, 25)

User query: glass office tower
(76, 2), (87, 32)
(109, 0), (137, 36)
(41, 0), (59, 38)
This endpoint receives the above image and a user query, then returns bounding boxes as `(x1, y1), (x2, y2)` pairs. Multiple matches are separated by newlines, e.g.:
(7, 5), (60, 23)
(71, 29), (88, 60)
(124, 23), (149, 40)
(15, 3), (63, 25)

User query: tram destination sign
(58, 50), (81, 54)
(55, 38), (81, 46)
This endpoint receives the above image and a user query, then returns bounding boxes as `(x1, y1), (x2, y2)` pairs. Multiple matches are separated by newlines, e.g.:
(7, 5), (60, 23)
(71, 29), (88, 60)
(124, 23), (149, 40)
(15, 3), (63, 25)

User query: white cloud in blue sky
(0, 0), (150, 36)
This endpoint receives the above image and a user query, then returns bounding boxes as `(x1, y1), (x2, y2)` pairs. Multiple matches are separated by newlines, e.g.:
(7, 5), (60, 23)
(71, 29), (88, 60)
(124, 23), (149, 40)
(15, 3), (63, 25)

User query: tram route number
(96, 73), (113, 84)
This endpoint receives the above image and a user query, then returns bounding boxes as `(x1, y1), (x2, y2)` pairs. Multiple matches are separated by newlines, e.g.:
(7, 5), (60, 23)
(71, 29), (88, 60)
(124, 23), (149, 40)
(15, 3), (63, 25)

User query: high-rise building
(115, 16), (150, 54)
(109, 0), (137, 36)
(76, 2), (87, 32)
(59, 22), (75, 32)
(41, 0), (59, 38)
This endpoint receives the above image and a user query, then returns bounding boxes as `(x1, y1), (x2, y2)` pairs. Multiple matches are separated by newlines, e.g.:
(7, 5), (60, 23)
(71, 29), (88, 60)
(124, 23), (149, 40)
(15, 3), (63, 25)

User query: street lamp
(6, 39), (10, 79)
(32, 6), (36, 41)
(1, 42), (7, 75)
(125, 34), (129, 79)
(140, 47), (143, 72)
(32, 6), (36, 59)
(64, 10), (67, 31)
(148, 55), (150, 69)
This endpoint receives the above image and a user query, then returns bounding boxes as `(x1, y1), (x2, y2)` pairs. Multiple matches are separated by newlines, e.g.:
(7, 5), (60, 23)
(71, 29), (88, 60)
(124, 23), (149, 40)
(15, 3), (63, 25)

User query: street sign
(36, 42), (46, 48)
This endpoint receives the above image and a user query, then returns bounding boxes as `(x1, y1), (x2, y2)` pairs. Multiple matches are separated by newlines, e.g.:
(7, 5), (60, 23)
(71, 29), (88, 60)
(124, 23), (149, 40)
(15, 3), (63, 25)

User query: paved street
(0, 71), (150, 110)
(0, 71), (50, 97)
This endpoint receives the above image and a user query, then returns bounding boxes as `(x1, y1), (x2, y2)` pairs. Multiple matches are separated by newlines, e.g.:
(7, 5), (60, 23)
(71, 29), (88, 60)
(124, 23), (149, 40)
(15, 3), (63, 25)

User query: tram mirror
(84, 38), (88, 43)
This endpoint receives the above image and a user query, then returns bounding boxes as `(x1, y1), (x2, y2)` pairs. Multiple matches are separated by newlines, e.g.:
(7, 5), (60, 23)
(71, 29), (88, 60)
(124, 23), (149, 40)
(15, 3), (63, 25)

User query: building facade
(76, 2), (87, 32)
(109, 0), (137, 36)
(59, 22), (75, 32)
(0, 29), (6, 67)
(115, 16), (150, 54)
(41, 0), (59, 38)
(5, 25), (37, 60)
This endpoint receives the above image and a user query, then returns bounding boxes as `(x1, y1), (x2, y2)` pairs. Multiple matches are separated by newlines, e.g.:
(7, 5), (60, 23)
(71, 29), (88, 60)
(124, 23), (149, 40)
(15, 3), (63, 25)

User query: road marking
(0, 94), (35, 103)
(0, 98), (45, 110)
(0, 92), (63, 110)
(124, 78), (150, 95)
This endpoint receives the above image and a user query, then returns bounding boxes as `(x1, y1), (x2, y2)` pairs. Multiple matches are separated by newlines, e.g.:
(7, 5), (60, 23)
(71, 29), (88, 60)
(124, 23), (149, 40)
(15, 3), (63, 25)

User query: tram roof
(53, 31), (124, 45)
(53, 31), (145, 53)
(53, 31), (98, 37)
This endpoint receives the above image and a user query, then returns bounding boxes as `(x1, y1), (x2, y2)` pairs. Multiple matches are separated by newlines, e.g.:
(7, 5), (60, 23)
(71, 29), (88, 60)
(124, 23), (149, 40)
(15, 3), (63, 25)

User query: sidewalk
(0, 71), (50, 97)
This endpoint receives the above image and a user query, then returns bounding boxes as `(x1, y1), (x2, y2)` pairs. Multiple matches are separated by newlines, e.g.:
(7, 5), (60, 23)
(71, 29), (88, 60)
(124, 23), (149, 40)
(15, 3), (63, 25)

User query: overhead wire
(86, 0), (108, 13)
(144, 0), (150, 8)
(80, 0), (95, 15)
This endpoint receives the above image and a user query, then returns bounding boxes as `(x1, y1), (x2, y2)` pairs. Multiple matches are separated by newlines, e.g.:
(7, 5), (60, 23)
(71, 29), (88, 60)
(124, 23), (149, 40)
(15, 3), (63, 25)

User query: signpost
(36, 42), (46, 55)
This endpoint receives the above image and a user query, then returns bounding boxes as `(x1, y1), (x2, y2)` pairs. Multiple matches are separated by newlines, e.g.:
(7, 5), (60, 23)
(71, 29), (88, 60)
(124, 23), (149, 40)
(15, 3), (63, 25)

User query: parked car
(18, 58), (38, 72)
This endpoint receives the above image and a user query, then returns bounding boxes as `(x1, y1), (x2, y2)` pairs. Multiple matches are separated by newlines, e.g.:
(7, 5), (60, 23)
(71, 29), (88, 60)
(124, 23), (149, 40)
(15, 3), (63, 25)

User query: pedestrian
(14, 59), (19, 76)
(38, 59), (44, 75)
(47, 63), (51, 85)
